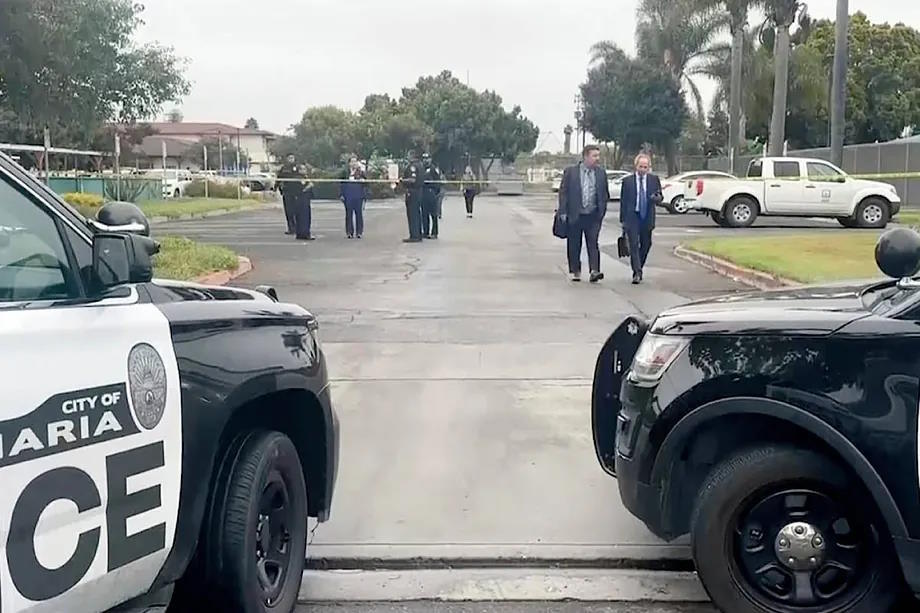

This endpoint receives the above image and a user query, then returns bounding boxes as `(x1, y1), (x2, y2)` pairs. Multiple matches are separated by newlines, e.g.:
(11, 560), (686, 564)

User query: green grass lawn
(153, 236), (239, 281)
(75, 197), (265, 220)
(686, 234), (883, 284)
(895, 210), (920, 226)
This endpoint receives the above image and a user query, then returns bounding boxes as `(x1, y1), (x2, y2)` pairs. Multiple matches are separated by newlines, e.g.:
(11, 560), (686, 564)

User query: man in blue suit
(557, 144), (610, 283)
(619, 153), (662, 284)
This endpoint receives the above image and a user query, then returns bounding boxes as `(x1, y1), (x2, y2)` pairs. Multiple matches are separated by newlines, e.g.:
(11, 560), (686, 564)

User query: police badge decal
(127, 343), (168, 430)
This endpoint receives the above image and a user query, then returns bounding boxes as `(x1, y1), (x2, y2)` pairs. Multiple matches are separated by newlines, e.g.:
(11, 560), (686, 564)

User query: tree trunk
(768, 23), (792, 156)
(729, 22), (745, 173)
(830, 0), (849, 166)
(665, 139), (678, 176)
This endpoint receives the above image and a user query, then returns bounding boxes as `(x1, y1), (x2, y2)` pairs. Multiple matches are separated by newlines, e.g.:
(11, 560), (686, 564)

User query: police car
(0, 151), (339, 613)
(592, 228), (920, 612)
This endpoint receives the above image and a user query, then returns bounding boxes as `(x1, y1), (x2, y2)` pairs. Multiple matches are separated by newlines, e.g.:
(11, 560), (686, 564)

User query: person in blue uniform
(420, 153), (442, 239)
(340, 157), (367, 239)
(401, 151), (424, 242)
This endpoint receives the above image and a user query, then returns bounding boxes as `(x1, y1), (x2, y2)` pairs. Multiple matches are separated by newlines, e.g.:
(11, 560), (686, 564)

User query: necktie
(639, 176), (648, 220)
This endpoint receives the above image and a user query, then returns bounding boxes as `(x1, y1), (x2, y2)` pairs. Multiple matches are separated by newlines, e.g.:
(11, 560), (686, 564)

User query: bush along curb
(193, 256), (252, 286)
(673, 245), (799, 291)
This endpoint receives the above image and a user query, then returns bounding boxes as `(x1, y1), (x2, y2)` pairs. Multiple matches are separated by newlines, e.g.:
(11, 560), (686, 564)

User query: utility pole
(830, 0), (849, 167)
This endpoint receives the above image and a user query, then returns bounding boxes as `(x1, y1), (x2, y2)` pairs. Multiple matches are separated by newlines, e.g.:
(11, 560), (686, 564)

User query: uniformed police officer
(401, 151), (424, 243)
(420, 153), (442, 239)
(277, 154), (315, 240)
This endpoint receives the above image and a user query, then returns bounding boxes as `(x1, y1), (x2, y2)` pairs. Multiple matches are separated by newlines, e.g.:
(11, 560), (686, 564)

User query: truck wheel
(837, 216), (858, 228)
(710, 210), (731, 227)
(669, 195), (689, 214)
(855, 198), (890, 229)
(690, 446), (901, 613)
(213, 431), (308, 612)
(724, 197), (758, 227)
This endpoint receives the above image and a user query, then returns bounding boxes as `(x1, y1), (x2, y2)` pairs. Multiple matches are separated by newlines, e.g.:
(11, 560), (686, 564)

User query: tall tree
(581, 42), (688, 172)
(635, 0), (728, 119)
(765, 0), (805, 155)
(0, 0), (189, 147)
(244, 117), (260, 130)
(723, 0), (761, 169)
(829, 0), (848, 166)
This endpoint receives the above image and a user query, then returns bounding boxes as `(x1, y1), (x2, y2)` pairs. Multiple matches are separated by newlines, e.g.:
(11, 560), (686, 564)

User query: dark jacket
(619, 173), (662, 230)
(422, 163), (442, 197)
(278, 162), (312, 198)
(340, 169), (367, 203)
(558, 163), (609, 220)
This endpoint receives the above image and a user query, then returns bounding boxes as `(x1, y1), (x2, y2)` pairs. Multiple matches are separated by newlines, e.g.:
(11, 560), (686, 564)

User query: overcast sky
(137, 1), (920, 152)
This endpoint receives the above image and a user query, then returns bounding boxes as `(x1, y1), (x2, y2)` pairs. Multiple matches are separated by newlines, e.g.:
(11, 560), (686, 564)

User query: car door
(765, 160), (806, 214)
(803, 161), (851, 215)
(0, 165), (182, 613)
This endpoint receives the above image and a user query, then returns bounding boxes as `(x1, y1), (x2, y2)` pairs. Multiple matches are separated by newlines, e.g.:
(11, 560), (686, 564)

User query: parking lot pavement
(156, 195), (878, 567)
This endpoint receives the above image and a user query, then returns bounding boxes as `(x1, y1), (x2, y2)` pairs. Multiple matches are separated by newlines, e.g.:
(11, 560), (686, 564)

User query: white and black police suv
(0, 151), (339, 613)
(593, 228), (920, 612)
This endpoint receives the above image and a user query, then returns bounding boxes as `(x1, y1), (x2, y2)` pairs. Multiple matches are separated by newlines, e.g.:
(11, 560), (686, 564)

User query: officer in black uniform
(420, 153), (442, 239)
(277, 154), (314, 240)
(401, 151), (424, 243)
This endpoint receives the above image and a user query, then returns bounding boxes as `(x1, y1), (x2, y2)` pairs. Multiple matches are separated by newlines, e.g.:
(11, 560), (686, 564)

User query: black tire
(711, 210), (731, 227)
(691, 446), (902, 613)
(176, 430), (308, 613)
(855, 198), (890, 229)
(837, 216), (858, 228)
(724, 196), (758, 227)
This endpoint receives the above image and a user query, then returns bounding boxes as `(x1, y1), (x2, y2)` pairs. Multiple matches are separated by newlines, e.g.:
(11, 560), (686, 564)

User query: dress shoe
(571, 272), (582, 282)
(632, 273), (641, 284)
(403, 237), (422, 243)
(590, 271), (605, 283)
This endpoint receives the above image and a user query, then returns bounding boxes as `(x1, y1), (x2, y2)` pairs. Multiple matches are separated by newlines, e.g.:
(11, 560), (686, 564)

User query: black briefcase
(552, 210), (567, 239)
(617, 233), (630, 258)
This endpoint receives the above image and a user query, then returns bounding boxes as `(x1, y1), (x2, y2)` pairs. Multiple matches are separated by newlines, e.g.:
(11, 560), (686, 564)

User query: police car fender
(0, 302), (181, 613)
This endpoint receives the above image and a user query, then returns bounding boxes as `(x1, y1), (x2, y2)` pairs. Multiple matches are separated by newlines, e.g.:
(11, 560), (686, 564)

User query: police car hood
(651, 282), (873, 336)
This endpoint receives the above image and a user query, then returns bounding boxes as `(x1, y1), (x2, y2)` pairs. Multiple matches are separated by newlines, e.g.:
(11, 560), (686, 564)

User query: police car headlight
(630, 334), (689, 382)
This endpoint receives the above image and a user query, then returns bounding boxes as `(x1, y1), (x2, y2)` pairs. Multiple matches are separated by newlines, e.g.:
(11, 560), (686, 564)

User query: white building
(121, 122), (278, 171)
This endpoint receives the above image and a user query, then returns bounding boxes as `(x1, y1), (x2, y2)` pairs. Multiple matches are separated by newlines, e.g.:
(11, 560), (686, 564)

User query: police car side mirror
(876, 228), (920, 286)
(92, 233), (160, 291)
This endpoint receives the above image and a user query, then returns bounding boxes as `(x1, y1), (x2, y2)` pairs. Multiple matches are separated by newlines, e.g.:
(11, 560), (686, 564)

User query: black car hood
(651, 283), (873, 336)
(149, 278), (269, 303)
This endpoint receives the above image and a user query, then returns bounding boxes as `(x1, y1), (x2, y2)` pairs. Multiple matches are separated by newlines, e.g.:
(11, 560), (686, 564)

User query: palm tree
(765, 0), (805, 155)
(723, 0), (762, 169)
(829, 0), (849, 165)
(635, 0), (729, 120)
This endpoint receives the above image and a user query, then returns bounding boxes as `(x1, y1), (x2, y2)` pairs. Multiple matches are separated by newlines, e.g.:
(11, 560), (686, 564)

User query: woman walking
(461, 166), (477, 218)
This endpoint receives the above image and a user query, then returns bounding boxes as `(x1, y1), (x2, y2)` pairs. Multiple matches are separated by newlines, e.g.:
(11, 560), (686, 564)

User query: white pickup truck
(683, 157), (902, 228)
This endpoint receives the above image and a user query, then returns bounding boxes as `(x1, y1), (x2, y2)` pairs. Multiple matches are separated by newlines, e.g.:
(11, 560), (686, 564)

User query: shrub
(103, 177), (152, 203)
(61, 192), (104, 209)
(184, 180), (241, 199)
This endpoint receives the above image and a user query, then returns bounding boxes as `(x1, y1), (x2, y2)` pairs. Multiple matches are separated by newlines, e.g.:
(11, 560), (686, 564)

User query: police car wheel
(690, 446), (901, 613)
(215, 431), (308, 612)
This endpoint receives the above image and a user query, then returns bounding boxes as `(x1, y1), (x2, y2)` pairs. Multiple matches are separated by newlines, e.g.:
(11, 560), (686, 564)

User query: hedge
(61, 192), (104, 209)
(184, 180), (242, 199)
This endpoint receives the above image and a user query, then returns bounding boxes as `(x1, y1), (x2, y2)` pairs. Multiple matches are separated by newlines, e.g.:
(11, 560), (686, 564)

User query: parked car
(142, 169), (195, 199)
(683, 156), (901, 228)
(592, 227), (920, 613)
(0, 151), (338, 613)
(607, 170), (630, 201)
(660, 170), (736, 214)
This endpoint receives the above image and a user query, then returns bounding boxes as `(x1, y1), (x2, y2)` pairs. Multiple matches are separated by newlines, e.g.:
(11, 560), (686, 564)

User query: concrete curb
(193, 255), (252, 286)
(149, 202), (279, 224)
(674, 245), (799, 291)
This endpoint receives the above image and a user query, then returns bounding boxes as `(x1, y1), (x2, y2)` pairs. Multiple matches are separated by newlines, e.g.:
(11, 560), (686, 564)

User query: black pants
(566, 212), (602, 274)
(624, 224), (653, 275)
(464, 189), (476, 214)
(345, 199), (364, 236)
(405, 191), (423, 239)
(282, 192), (297, 232)
(294, 195), (312, 238)
(422, 193), (439, 237)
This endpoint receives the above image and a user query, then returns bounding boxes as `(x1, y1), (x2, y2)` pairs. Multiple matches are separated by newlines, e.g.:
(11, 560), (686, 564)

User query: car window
(807, 162), (843, 180)
(0, 176), (78, 303)
(773, 161), (802, 178)
(747, 160), (763, 178)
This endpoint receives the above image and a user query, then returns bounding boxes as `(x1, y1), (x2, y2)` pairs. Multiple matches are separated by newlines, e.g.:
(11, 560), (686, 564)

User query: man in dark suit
(619, 153), (662, 284)
(558, 144), (610, 283)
